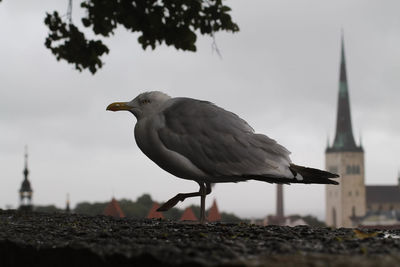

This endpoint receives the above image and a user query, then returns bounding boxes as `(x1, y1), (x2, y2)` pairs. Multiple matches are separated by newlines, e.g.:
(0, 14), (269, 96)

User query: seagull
(107, 91), (339, 223)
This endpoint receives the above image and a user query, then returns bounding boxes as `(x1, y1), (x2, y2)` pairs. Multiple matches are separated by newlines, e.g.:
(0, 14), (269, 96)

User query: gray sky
(1, 0), (400, 220)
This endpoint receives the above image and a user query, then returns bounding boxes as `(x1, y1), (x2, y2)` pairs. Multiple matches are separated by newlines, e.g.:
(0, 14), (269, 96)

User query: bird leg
(157, 182), (212, 224)
(199, 182), (212, 224)
(200, 184), (206, 223)
(157, 191), (200, 212)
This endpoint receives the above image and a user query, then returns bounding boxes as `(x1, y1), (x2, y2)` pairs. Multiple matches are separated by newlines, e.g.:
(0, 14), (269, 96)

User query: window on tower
(346, 165), (360, 175)
(354, 165), (360, 174)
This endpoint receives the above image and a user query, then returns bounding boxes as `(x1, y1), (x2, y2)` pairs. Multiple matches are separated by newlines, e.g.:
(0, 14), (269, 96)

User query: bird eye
(140, 99), (151, 105)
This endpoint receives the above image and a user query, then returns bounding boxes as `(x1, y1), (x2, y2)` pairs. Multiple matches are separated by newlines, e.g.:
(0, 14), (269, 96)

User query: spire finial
(341, 30), (346, 71)
(23, 145), (29, 179)
(24, 145), (28, 167)
(66, 193), (71, 213)
(341, 28), (345, 48)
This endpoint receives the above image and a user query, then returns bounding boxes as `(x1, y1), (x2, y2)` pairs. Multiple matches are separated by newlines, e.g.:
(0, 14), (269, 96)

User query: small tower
(276, 184), (284, 220)
(265, 184), (285, 225)
(65, 194), (71, 213)
(325, 35), (366, 227)
(19, 147), (33, 211)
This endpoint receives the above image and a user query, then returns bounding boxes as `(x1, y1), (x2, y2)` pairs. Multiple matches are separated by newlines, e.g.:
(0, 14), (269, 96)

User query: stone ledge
(1, 210), (399, 266)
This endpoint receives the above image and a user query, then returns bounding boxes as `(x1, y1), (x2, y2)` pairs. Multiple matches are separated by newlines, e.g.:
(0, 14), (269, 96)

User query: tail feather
(289, 163), (339, 185)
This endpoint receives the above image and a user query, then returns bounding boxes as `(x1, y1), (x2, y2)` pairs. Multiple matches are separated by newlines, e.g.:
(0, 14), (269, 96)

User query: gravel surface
(1, 210), (400, 266)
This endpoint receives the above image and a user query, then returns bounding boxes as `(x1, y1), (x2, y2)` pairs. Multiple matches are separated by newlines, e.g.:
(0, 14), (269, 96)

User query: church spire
(19, 146), (33, 211)
(327, 34), (362, 153)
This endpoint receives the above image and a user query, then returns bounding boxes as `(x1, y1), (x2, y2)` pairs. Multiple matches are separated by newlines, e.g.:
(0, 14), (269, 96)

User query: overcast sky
(1, 0), (400, 220)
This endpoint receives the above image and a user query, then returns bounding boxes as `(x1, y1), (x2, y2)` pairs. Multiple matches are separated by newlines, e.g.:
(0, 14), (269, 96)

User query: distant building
(207, 199), (221, 222)
(252, 183), (285, 226)
(284, 216), (308, 227)
(261, 215), (308, 227)
(261, 185), (309, 227)
(325, 35), (400, 228)
(147, 202), (164, 219)
(356, 179), (400, 228)
(325, 35), (365, 228)
(103, 198), (125, 218)
(358, 210), (400, 229)
(276, 184), (284, 218)
(180, 207), (197, 221)
(263, 184), (286, 226)
(366, 182), (400, 212)
(65, 194), (71, 213)
(19, 147), (33, 211)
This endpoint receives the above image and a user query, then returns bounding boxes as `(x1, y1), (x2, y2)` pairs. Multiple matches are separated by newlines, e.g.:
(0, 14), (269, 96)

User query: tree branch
(44, 0), (239, 74)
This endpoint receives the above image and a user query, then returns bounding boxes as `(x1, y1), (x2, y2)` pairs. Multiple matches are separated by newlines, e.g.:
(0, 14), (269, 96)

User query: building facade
(366, 184), (400, 212)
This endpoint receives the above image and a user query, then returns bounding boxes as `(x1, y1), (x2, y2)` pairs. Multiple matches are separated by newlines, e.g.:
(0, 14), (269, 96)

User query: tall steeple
(326, 34), (362, 153)
(325, 33), (366, 228)
(19, 146), (33, 211)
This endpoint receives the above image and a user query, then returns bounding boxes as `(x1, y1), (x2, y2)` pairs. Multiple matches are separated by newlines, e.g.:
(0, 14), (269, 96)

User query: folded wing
(157, 98), (292, 182)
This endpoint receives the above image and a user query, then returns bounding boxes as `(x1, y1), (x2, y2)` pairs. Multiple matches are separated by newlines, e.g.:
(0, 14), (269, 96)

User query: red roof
(147, 202), (164, 219)
(207, 199), (222, 222)
(180, 207), (197, 221)
(103, 198), (125, 218)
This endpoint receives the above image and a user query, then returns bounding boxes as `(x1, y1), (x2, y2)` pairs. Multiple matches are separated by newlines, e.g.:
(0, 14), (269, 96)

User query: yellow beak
(106, 102), (131, 111)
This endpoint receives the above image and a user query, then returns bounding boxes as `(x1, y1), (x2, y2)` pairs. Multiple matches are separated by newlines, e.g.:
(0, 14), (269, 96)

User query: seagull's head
(107, 91), (171, 120)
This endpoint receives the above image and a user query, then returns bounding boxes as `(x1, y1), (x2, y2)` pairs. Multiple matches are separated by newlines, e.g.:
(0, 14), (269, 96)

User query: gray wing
(157, 98), (292, 181)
